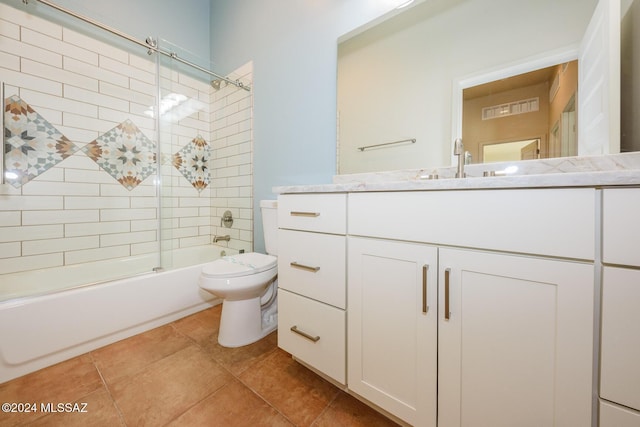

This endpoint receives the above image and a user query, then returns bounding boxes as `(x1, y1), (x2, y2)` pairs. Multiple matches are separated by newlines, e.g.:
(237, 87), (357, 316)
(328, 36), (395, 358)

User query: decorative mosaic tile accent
(172, 135), (210, 192)
(82, 119), (156, 190)
(4, 95), (79, 188)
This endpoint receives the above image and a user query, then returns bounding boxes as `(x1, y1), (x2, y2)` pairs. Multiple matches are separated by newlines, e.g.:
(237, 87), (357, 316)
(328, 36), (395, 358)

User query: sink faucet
(454, 138), (466, 178)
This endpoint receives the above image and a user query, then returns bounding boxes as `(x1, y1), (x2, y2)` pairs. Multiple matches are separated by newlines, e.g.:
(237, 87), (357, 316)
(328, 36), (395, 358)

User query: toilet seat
(201, 253), (277, 278)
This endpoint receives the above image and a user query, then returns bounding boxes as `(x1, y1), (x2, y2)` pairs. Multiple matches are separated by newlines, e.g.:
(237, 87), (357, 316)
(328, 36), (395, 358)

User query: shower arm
(21, 0), (251, 92)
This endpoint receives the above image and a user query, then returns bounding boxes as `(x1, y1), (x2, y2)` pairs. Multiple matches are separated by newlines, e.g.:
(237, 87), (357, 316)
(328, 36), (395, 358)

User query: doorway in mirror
(463, 61), (578, 164)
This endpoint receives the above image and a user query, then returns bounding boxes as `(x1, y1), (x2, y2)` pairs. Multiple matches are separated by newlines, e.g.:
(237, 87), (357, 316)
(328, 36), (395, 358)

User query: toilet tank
(260, 200), (278, 256)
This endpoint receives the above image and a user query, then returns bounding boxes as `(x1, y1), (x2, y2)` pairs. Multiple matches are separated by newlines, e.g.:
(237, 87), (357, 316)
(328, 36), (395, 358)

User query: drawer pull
(290, 211), (320, 217)
(290, 325), (320, 342)
(422, 264), (429, 314)
(290, 262), (320, 273)
(444, 268), (451, 321)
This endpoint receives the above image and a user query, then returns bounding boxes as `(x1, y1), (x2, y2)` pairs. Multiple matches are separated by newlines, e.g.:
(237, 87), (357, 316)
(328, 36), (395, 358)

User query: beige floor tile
(172, 305), (222, 348)
(110, 344), (232, 427)
(0, 354), (102, 427)
(207, 331), (278, 376)
(0, 306), (399, 426)
(240, 349), (340, 427)
(174, 305), (278, 376)
(27, 387), (124, 427)
(312, 391), (400, 427)
(91, 324), (192, 386)
(167, 378), (293, 427)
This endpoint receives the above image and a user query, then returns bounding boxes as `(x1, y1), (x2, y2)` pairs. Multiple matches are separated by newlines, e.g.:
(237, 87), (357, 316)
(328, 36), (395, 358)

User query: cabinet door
(601, 267), (640, 411)
(438, 248), (594, 427)
(348, 237), (437, 427)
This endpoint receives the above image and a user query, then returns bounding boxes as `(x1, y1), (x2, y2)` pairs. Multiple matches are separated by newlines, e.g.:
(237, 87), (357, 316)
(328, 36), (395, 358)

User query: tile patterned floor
(0, 305), (400, 427)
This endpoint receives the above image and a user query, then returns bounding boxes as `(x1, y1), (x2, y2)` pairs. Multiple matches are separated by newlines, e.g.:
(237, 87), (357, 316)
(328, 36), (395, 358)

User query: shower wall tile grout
(0, 0), (254, 298)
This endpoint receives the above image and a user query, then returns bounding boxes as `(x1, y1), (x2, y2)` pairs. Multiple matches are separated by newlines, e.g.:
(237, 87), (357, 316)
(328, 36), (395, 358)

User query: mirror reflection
(337, 0), (602, 174)
(462, 61), (578, 163)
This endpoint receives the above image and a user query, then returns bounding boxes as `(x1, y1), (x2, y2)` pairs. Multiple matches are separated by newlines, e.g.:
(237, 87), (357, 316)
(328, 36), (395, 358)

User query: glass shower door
(0, 2), (164, 301)
(156, 38), (214, 270)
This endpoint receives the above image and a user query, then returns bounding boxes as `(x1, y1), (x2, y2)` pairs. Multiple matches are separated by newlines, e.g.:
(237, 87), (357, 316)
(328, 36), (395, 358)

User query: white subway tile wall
(209, 64), (254, 255)
(0, 2), (253, 296)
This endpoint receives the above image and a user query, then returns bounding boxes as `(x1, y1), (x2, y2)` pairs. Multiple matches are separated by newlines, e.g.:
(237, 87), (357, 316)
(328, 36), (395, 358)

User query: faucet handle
(454, 138), (466, 178)
(464, 150), (472, 165)
(453, 138), (464, 155)
(220, 210), (233, 228)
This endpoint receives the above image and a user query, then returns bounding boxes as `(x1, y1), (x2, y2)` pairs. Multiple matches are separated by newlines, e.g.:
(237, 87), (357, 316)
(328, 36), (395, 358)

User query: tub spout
(213, 235), (231, 243)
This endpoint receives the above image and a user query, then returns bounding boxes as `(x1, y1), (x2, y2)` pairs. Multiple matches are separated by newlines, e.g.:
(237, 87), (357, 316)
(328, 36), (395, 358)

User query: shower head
(211, 79), (223, 90)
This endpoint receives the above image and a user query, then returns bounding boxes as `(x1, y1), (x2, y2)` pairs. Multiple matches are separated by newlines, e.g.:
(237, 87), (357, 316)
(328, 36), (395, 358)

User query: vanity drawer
(277, 229), (346, 308)
(278, 193), (347, 234)
(603, 188), (640, 267)
(349, 188), (596, 260)
(277, 289), (346, 385)
(600, 266), (640, 412)
(600, 400), (640, 427)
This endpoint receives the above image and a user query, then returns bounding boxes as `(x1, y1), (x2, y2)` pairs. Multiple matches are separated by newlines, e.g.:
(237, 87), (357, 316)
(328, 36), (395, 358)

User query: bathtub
(0, 245), (227, 384)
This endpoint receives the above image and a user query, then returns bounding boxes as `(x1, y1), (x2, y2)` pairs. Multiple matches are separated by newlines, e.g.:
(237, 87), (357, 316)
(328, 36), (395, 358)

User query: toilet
(198, 200), (278, 347)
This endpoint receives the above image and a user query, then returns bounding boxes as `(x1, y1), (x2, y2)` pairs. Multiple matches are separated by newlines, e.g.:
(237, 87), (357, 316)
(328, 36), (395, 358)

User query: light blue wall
(3, 0), (407, 253)
(209, 0), (402, 252)
(5, 0), (211, 64)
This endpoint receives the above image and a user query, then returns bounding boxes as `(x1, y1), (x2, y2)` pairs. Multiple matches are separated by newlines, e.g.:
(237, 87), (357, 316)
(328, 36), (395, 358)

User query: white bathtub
(0, 245), (227, 384)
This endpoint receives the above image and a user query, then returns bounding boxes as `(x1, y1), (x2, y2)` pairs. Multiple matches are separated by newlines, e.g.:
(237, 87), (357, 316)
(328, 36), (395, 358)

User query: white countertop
(274, 170), (640, 194)
(274, 153), (640, 194)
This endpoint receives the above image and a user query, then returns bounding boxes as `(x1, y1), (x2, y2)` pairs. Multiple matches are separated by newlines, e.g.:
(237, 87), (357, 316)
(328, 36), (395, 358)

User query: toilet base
(218, 296), (278, 348)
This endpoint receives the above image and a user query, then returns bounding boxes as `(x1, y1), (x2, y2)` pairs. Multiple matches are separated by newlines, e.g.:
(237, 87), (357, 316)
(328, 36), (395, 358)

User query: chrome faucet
(454, 138), (466, 178)
(213, 235), (230, 243)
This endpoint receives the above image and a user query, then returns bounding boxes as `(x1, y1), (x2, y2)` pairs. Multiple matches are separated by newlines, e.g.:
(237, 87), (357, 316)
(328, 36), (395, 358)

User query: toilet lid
(201, 253), (277, 278)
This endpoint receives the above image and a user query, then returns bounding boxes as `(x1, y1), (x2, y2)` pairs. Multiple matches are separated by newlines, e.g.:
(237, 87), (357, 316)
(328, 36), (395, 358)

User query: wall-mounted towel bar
(357, 138), (416, 152)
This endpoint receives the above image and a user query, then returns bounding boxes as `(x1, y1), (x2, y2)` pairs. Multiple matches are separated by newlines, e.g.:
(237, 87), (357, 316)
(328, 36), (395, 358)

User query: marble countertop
(274, 153), (640, 194)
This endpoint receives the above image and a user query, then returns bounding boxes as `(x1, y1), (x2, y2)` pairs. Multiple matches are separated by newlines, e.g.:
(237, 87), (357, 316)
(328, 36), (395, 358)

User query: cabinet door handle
(290, 262), (320, 273)
(444, 268), (451, 320)
(290, 325), (320, 342)
(290, 211), (320, 217)
(422, 264), (429, 314)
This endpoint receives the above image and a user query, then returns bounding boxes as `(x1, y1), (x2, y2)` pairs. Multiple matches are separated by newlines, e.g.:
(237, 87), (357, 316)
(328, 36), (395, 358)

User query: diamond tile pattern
(173, 135), (210, 192)
(3, 95), (79, 188)
(82, 119), (156, 191)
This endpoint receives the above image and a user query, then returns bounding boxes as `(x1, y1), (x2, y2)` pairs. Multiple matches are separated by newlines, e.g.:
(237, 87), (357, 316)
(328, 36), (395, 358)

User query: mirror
(482, 139), (542, 163)
(337, 0), (611, 174)
(462, 60), (578, 163)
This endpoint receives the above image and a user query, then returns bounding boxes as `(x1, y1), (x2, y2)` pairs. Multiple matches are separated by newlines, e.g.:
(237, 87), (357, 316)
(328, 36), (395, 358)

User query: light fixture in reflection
(144, 93), (206, 121)
(485, 165), (519, 177)
(396, 0), (415, 9)
(503, 165), (519, 175)
(4, 171), (18, 180)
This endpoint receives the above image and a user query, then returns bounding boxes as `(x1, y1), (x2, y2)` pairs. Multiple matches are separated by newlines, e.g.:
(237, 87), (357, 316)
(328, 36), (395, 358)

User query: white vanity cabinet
(276, 193), (347, 385)
(348, 237), (438, 427)
(600, 188), (640, 425)
(348, 188), (596, 427)
(438, 248), (594, 427)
